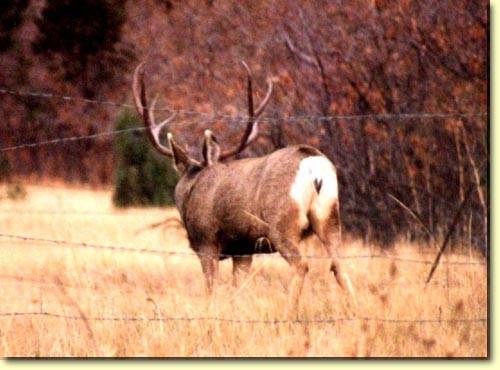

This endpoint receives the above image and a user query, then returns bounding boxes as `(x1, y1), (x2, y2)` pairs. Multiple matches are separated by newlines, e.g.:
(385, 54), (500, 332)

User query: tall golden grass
(0, 184), (487, 357)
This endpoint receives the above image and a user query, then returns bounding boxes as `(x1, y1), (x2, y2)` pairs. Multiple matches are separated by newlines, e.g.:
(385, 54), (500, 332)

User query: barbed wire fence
(0, 88), (488, 152)
(0, 85), (488, 328)
(0, 233), (487, 325)
(0, 88), (489, 247)
(0, 224), (488, 326)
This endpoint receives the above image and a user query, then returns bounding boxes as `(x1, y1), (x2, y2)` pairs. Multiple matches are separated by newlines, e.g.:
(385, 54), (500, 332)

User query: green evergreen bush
(112, 112), (178, 207)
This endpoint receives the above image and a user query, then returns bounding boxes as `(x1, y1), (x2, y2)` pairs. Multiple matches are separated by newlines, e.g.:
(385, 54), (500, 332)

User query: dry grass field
(0, 184), (487, 357)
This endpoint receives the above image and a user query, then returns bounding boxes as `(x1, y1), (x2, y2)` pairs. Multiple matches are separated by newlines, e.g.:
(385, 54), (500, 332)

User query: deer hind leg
(232, 255), (252, 287)
(268, 228), (308, 316)
(312, 203), (355, 298)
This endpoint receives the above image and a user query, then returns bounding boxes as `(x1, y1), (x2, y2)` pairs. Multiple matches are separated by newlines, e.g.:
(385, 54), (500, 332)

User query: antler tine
(241, 60), (274, 118)
(241, 61), (254, 118)
(149, 95), (177, 144)
(254, 79), (273, 117)
(132, 62), (146, 116)
(132, 62), (173, 157)
(219, 61), (274, 161)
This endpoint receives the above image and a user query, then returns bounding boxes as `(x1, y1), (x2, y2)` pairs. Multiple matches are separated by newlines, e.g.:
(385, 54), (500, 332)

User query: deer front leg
(232, 255), (252, 287)
(198, 246), (219, 296)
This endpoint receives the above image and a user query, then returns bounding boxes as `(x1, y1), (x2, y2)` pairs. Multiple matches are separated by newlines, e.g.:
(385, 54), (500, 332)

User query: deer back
(177, 145), (324, 250)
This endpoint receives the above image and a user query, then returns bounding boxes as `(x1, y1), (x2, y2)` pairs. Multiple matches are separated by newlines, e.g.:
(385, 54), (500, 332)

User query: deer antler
(132, 62), (176, 157)
(219, 61), (273, 160)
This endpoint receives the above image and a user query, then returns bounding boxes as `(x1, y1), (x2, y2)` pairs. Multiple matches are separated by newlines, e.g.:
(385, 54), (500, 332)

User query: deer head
(132, 61), (273, 175)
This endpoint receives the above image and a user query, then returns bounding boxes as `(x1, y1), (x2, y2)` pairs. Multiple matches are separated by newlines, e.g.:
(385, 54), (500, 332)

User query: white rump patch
(290, 156), (338, 228)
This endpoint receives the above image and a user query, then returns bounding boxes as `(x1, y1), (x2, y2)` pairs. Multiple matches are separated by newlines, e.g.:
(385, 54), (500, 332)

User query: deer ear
(167, 133), (192, 174)
(202, 129), (221, 166)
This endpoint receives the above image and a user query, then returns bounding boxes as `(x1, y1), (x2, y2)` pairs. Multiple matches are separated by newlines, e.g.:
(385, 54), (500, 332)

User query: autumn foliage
(0, 0), (488, 248)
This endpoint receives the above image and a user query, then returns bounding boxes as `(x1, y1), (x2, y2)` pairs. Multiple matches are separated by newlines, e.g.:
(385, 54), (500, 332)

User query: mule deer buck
(132, 62), (354, 309)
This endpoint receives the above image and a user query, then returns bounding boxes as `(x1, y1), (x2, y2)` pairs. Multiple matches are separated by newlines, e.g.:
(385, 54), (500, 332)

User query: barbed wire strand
(0, 87), (144, 110)
(0, 209), (481, 258)
(0, 232), (486, 265)
(0, 310), (487, 324)
(0, 103), (488, 154)
(0, 87), (487, 122)
(0, 115), (238, 152)
(0, 126), (146, 152)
